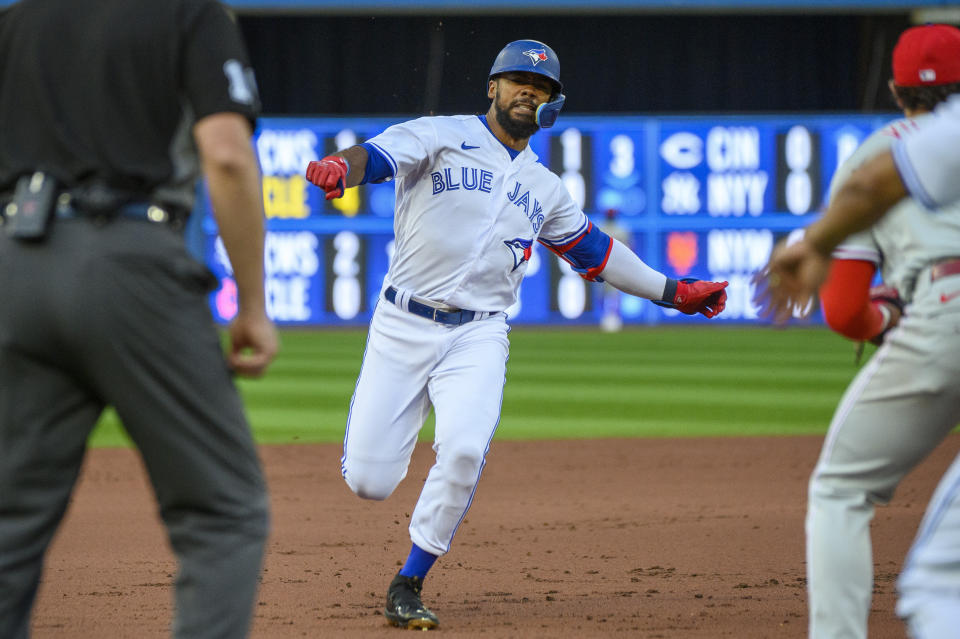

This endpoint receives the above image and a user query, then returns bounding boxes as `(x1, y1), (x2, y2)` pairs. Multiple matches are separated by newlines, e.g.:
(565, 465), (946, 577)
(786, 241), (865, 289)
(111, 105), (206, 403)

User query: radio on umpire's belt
(2, 174), (186, 241)
(3, 172), (58, 241)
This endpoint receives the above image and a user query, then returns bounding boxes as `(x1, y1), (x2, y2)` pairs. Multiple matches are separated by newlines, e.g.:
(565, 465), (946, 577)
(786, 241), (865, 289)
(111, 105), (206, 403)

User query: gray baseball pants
(0, 218), (269, 638)
(806, 269), (960, 639)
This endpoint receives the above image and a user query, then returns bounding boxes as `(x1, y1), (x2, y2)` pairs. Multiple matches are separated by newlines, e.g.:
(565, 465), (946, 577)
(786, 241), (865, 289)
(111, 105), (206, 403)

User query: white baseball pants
(341, 298), (509, 556)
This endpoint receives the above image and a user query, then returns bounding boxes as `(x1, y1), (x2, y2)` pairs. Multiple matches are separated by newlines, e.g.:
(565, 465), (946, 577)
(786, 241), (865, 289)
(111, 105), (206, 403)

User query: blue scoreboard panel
(201, 113), (893, 326)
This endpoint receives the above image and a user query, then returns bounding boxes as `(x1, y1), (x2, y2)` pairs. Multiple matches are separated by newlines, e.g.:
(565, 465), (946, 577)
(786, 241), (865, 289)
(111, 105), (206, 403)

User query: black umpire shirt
(0, 0), (260, 210)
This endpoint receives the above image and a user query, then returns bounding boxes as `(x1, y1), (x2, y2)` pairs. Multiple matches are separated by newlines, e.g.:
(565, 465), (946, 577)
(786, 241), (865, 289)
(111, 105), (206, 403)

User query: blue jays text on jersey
(430, 168), (493, 195)
(506, 181), (545, 233)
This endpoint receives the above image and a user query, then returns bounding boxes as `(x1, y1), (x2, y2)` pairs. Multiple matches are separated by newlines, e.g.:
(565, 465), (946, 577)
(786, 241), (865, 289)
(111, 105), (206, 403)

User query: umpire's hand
(228, 310), (279, 378)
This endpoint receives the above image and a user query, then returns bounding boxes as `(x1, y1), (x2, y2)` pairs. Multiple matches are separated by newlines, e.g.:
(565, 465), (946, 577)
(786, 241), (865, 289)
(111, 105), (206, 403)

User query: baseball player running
(305, 39), (728, 630)
(805, 25), (960, 639)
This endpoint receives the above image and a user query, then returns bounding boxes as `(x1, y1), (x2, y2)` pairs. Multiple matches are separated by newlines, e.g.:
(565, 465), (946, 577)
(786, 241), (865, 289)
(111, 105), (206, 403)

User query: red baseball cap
(893, 24), (960, 86)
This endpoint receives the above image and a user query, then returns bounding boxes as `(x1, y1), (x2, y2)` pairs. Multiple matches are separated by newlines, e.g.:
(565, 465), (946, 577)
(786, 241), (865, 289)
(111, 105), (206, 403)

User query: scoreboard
(200, 113), (894, 326)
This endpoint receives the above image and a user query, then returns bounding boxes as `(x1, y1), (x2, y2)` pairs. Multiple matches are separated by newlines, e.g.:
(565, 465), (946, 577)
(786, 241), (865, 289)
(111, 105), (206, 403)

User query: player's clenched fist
(305, 155), (349, 200)
(672, 278), (729, 318)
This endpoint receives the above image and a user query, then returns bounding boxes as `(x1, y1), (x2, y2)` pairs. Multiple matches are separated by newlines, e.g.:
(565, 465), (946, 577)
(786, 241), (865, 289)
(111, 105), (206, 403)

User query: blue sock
(398, 543), (438, 579)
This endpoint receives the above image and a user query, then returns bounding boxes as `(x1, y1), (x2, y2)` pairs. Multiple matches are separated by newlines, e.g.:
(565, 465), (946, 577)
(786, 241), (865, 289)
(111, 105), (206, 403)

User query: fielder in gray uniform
(0, 1), (278, 637)
(805, 24), (960, 639)
(761, 25), (960, 639)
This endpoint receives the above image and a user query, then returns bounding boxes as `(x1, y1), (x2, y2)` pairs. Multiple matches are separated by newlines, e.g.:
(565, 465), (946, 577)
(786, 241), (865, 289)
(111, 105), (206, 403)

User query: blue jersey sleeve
(359, 142), (395, 185)
(539, 222), (613, 282)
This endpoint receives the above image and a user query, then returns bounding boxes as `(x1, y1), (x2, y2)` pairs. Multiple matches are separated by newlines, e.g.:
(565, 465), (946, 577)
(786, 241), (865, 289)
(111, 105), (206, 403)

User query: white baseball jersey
(364, 114), (594, 311)
(893, 94), (960, 209)
(831, 114), (960, 303)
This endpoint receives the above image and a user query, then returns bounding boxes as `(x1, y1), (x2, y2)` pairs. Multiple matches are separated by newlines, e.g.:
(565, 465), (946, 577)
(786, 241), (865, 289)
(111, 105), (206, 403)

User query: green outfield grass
(87, 325), (867, 448)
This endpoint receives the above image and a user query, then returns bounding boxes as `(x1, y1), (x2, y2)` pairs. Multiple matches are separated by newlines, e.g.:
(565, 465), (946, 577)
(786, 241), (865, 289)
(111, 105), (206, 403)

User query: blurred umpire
(0, 0), (278, 637)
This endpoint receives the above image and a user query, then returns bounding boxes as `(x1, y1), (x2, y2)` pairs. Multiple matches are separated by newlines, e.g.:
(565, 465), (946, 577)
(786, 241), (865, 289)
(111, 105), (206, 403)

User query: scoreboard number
(776, 125), (821, 215)
(609, 134), (635, 179)
(324, 231), (366, 319)
(327, 129), (361, 217)
(549, 254), (592, 319)
(550, 127), (592, 210)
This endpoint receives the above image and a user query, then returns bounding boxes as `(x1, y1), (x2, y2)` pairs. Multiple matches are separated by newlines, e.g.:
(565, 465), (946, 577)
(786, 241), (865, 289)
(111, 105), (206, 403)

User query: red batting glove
(305, 155), (349, 200)
(673, 279), (729, 318)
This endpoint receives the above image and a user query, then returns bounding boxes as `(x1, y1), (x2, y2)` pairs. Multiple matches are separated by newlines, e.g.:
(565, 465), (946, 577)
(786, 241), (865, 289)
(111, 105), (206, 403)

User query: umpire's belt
(56, 199), (186, 230)
(384, 286), (490, 326)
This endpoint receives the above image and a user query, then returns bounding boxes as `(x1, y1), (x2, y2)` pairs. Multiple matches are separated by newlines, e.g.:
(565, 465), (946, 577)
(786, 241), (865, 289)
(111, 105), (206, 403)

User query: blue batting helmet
(488, 39), (566, 128)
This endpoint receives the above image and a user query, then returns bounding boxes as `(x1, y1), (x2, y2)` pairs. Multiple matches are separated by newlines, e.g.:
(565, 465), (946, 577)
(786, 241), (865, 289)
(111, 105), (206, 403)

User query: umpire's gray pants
(0, 218), (269, 639)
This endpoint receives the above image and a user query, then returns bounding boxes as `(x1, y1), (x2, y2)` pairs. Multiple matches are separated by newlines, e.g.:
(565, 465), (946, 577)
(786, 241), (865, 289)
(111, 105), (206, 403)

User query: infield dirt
(32, 434), (960, 638)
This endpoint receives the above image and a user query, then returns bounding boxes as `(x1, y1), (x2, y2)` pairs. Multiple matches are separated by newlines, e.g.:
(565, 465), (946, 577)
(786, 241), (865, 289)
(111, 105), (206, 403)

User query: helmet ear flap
(535, 94), (565, 128)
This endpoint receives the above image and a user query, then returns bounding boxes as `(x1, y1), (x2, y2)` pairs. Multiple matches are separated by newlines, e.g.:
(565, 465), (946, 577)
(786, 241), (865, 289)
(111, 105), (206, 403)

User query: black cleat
(384, 573), (439, 630)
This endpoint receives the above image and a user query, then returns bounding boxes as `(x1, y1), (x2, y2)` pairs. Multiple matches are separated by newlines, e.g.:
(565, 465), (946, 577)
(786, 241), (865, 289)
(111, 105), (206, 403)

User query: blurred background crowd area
(229, 1), (953, 116)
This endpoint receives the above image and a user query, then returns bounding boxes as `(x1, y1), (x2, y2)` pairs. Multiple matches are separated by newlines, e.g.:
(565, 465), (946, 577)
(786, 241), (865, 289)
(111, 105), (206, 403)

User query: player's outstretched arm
(600, 239), (728, 318)
(305, 145), (369, 200)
